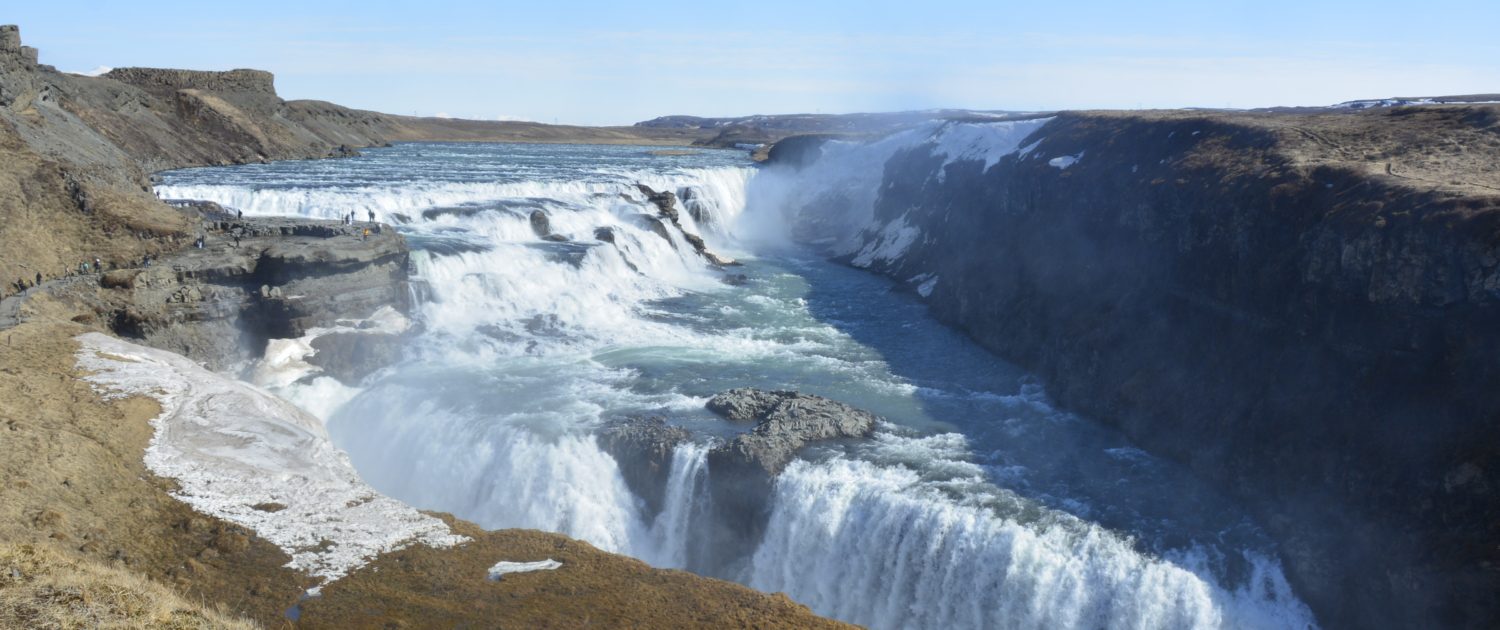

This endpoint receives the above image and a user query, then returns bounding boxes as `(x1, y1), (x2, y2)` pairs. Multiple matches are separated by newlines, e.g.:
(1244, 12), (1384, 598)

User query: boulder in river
(705, 388), (879, 476)
(596, 389), (881, 575)
(529, 209), (552, 238)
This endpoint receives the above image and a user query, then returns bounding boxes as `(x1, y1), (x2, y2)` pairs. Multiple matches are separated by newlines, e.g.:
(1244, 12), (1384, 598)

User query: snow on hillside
(75, 333), (467, 588)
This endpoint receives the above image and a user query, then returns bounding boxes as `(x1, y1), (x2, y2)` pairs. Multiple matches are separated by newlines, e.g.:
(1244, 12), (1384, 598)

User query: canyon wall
(772, 107), (1500, 628)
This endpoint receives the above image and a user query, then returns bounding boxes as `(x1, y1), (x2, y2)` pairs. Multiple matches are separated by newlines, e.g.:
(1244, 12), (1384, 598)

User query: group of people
(343, 210), (377, 225)
(8, 255), (105, 299)
(9, 272), (43, 296)
(345, 210), (381, 240)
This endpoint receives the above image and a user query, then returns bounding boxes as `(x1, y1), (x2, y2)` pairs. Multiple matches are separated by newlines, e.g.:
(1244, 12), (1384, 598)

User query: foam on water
(751, 459), (1311, 630)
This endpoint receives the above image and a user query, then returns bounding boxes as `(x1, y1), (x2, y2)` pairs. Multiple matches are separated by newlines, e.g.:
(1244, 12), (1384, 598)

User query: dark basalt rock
(631, 214), (675, 246)
(764, 134), (834, 168)
(529, 209), (552, 238)
(90, 215), (410, 371)
(598, 417), (691, 518)
(634, 183), (738, 266)
(421, 206), (488, 221)
(635, 184), (679, 222)
(705, 388), (879, 476)
(705, 389), (879, 572)
(597, 389), (881, 577)
(306, 331), (403, 386)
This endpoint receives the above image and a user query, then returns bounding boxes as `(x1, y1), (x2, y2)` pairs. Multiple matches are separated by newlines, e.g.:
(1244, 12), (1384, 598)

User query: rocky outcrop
(60, 214), (411, 371)
(678, 186), (712, 225)
(600, 389), (879, 575)
(598, 417), (691, 517)
(527, 209), (569, 242)
(700, 389), (879, 567)
(705, 388), (878, 475)
(781, 106), (1500, 629)
(102, 67), (277, 96)
(635, 183), (739, 267)
(763, 134), (834, 167)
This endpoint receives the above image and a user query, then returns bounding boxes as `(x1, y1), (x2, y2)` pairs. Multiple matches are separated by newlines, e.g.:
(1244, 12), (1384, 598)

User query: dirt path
(0, 273), (99, 331)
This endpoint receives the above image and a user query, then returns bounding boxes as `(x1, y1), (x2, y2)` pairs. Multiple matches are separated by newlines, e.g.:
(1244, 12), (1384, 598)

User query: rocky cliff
(31, 210), (412, 372)
(772, 106), (1500, 628)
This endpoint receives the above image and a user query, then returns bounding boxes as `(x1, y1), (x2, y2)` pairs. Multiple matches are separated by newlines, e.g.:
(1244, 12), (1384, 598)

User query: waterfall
(748, 459), (1312, 630)
(157, 142), (1318, 630)
(648, 443), (712, 569)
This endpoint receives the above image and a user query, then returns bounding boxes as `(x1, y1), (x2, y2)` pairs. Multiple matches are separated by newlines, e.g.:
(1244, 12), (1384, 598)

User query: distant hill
(634, 109), (1033, 149)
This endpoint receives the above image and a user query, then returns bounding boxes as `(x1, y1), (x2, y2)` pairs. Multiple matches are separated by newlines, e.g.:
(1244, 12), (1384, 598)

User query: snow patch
(928, 118), (1053, 171)
(1048, 152), (1084, 170)
(851, 215), (922, 268)
(917, 275), (939, 297)
(488, 559), (562, 580)
(1016, 138), (1044, 159)
(75, 333), (467, 585)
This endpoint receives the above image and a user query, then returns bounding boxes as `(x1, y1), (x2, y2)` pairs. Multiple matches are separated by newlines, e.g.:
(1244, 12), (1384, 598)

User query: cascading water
(156, 141), (1317, 629)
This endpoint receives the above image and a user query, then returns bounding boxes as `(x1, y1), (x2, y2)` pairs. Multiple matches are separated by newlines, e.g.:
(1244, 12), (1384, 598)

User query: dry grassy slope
(299, 517), (846, 629)
(0, 115), (190, 304)
(1076, 105), (1500, 196)
(0, 320), (314, 628)
(283, 100), (714, 147)
(0, 543), (258, 630)
(0, 317), (850, 629)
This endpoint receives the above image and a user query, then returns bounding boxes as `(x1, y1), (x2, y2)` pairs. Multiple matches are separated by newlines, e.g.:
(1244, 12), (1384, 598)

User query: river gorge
(154, 138), (1320, 629)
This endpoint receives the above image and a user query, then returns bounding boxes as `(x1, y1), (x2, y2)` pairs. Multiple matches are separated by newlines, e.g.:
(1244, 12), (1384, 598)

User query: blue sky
(8, 1), (1499, 125)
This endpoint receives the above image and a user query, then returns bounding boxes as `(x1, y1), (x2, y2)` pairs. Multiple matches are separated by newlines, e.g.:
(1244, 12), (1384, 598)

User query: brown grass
(0, 543), (258, 629)
(0, 318), (850, 628)
(0, 321), (313, 628)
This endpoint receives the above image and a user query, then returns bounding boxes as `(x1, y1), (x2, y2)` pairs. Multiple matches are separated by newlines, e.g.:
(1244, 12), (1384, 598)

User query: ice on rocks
(1049, 152), (1084, 170)
(487, 559), (563, 580)
(928, 118), (1053, 171)
(75, 332), (468, 585)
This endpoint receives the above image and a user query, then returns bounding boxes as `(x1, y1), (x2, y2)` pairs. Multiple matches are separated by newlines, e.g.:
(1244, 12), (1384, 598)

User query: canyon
(761, 108), (1500, 628)
(4, 20), (1499, 629)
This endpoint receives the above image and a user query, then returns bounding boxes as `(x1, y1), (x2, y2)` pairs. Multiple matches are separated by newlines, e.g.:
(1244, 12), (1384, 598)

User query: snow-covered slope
(75, 332), (467, 588)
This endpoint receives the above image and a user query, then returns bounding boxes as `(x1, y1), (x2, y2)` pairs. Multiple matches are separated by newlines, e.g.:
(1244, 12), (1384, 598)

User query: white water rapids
(156, 140), (1316, 629)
